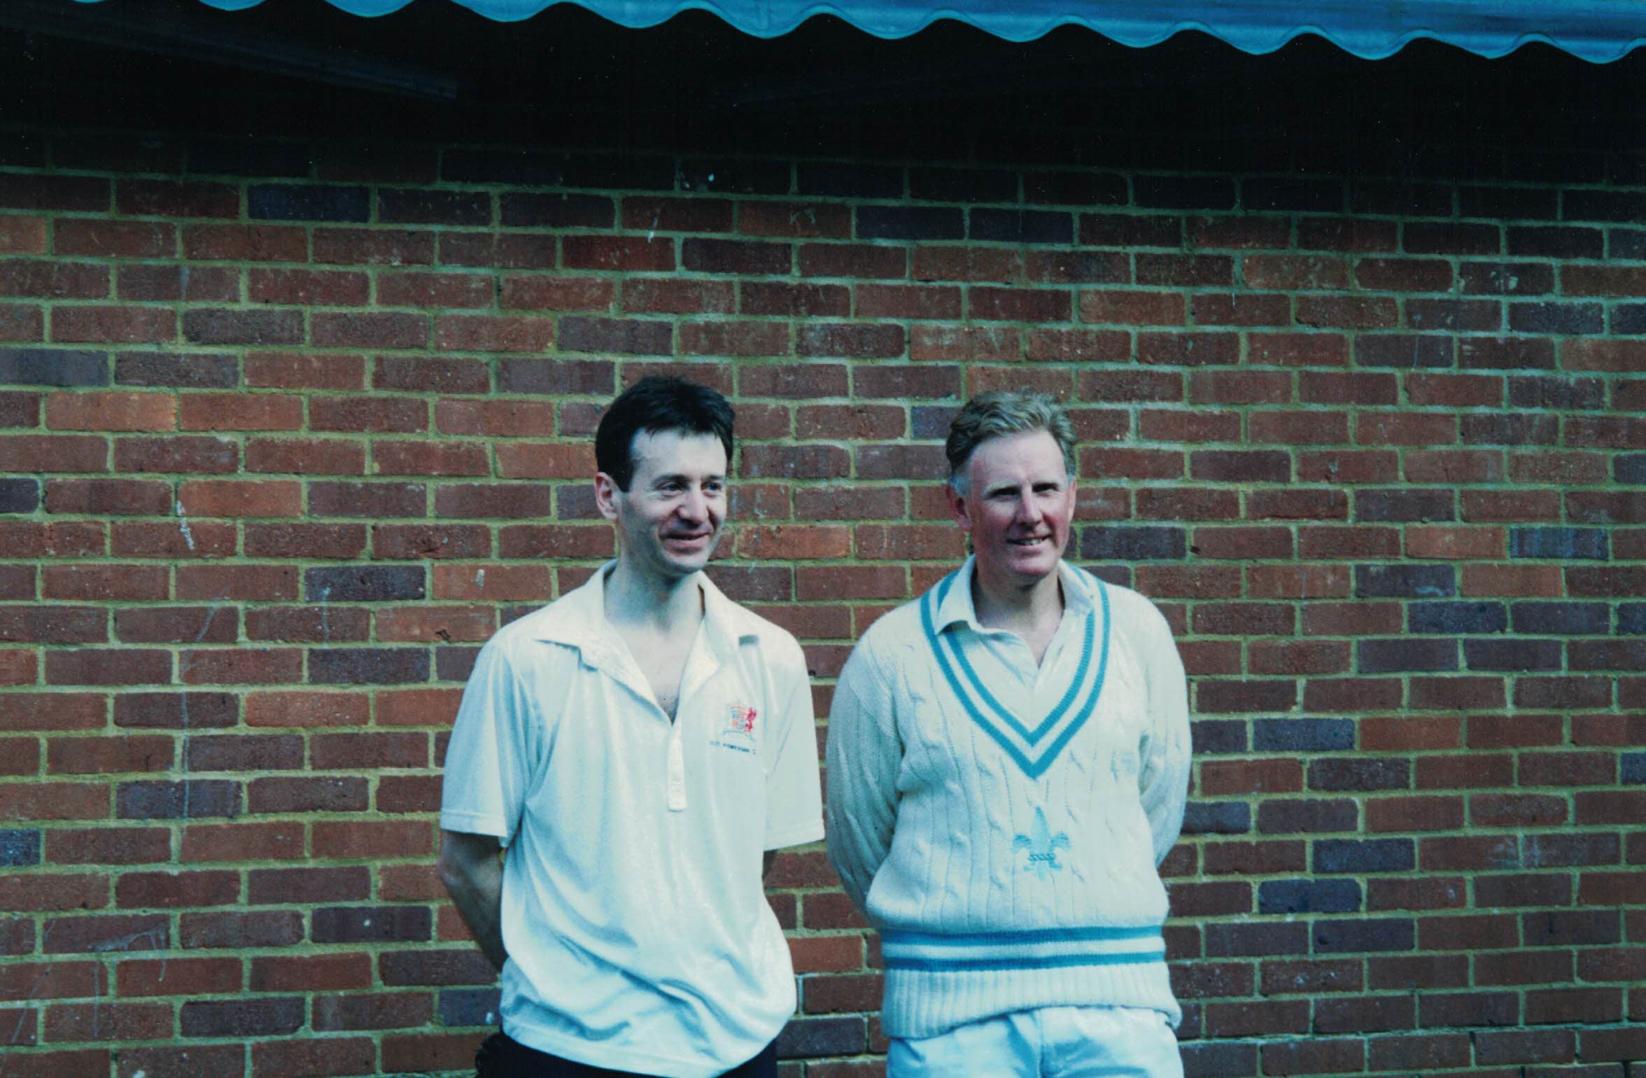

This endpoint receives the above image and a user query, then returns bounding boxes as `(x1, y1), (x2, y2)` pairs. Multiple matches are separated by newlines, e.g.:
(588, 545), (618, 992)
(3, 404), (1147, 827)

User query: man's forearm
(438, 832), (508, 971)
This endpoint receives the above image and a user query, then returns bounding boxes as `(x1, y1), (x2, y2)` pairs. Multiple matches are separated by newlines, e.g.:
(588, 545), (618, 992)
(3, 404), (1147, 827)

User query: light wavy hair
(944, 391), (1077, 495)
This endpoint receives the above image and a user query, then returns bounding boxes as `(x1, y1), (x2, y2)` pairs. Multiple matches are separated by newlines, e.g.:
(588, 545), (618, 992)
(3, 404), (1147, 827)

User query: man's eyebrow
(650, 471), (727, 485)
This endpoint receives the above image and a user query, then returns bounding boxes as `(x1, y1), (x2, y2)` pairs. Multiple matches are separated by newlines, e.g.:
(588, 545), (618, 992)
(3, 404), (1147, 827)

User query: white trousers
(888, 1006), (1184, 1078)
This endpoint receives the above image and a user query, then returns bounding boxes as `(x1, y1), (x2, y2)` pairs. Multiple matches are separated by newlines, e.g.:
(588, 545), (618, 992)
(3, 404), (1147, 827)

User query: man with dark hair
(440, 376), (823, 1078)
(826, 390), (1191, 1077)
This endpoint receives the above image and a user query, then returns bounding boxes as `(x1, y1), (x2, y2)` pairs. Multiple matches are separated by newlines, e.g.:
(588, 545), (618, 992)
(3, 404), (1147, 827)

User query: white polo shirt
(440, 565), (824, 1077)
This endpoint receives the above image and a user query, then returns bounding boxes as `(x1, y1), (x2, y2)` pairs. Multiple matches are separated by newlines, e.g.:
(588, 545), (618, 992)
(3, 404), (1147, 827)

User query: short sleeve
(439, 634), (536, 845)
(761, 637), (825, 851)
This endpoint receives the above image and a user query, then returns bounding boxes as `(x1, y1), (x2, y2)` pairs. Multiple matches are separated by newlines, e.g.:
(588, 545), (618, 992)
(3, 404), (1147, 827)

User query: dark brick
(117, 780), (240, 819)
(1464, 638), (1563, 672)
(1462, 414), (1559, 447)
(1258, 879), (1361, 915)
(1359, 638), (1458, 673)
(1509, 302), (1604, 335)
(309, 649), (429, 685)
(1409, 602), (1507, 634)
(1315, 839), (1415, 874)
(681, 239), (789, 275)
(679, 159), (790, 195)
(499, 193), (612, 227)
(0, 829), (40, 866)
(1314, 919), (1414, 954)
(180, 997), (304, 1037)
(379, 188), (491, 225)
(441, 149), (560, 185)
(1135, 176), (1235, 210)
(0, 478), (37, 512)
(1182, 801), (1251, 835)
(1193, 720), (1248, 755)
(1354, 335), (1454, 369)
(909, 166), (1013, 202)
(1252, 719), (1354, 752)
(1510, 527), (1608, 560)
(1245, 177), (1342, 212)
(1615, 454), (1646, 484)
(1511, 601), (1609, 635)
(856, 206), (963, 240)
(1618, 306), (1646, 334)
(115, 692), (237, 729)
(1080, 526), (1186, 561)
(1356, 564), (1454, 598)
(309, 482), (427, 519)
(1565, 190), (1646, 221)
(311, 906), (431, 944)
(969, 209), (1072, 244)
(114, 353), (238, 389)
(248, 184), (369, 222)
(438, 987), (501, 1027)
(1357, 489), (1454, 522)
(0, 349), (108, 387)
(775, 1015), (866, 1058)
(796, 163), (902, 198)
(558, 317), (671, 356)
(305, 566), (425, 602)
(1310, 758), (1409, 791)
(1620, 604), (1646, 634)
(1508, 375), (1606, 411)
(1623, 754), (1646, 784)
(187, 137), (308, 177)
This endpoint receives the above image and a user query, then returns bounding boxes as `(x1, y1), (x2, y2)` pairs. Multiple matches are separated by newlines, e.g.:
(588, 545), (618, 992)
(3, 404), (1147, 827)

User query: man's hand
(438, 830), (507, 971)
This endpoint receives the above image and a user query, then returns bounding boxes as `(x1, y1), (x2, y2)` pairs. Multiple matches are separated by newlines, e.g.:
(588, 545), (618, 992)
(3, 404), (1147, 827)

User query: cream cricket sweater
(825, 558), (1191, 1039)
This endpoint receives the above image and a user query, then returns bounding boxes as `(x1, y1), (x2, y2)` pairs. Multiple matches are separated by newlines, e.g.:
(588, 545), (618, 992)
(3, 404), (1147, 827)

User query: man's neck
(602, 559), (702, 635)
(970, 560), (1064, 637)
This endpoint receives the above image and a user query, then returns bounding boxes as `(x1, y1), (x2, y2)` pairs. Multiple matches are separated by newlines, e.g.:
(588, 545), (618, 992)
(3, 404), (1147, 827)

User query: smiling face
(947, 428), (1076, 596)
(596, 428), (728, 583)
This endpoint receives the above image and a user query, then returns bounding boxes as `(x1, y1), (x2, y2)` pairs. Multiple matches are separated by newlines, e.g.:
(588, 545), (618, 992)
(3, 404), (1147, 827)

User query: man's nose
(1014, 491), (1042, 523)
(679, 486), (709, 520)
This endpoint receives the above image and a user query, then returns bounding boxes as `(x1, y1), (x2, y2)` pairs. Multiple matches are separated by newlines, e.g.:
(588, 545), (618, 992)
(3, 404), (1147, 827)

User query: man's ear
(593, 472), (621, 522)
(945, 483), (970, 531)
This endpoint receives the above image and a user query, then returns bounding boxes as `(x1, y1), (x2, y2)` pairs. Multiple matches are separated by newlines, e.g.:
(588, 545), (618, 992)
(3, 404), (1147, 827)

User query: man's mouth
(1009, 535), (1049, 547)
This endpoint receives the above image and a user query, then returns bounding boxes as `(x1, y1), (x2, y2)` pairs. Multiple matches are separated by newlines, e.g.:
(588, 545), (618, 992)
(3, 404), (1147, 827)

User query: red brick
(0, 260), (108, 298)
(51, 307), (176, 345)
(44, 1000), (172, 1042)
(244, 691), (369, 728)
(311, 820), (432, 859)
(0, 216), (47, 253)
(45, 392), (175, 432)
(183, 224), (306, 262)
(181, 822), (304, 863)
(116, 955), (242, 1000)
(244, 352), (365, 390)
(179, 393), (302, 432)
(177, 479), (300, 518)
(432, 564), (553, 601)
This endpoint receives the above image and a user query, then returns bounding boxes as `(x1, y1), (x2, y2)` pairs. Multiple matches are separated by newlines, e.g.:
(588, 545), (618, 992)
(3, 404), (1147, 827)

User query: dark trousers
(475, 1031), (779, 1078)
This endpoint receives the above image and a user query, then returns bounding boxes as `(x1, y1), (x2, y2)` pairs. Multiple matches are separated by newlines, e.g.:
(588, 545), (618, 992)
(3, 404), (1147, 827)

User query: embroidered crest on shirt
(922, 568), (1112, 779)
(1014, 806), (1071, 880)
(710, 704), (758, 754)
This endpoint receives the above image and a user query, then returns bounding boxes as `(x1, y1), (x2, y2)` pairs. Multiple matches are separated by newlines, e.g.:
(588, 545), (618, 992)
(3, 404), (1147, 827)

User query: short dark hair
(595, 376), (735, 490)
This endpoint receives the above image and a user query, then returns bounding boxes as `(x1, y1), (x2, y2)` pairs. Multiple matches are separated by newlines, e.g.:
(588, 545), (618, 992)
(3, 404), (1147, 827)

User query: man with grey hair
(826, 390), (1191, 1076)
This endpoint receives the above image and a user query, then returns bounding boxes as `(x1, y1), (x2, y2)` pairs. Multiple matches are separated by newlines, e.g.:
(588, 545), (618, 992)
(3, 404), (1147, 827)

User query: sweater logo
(724, 704), (758, 739)
(1013, 806), (1071, 881)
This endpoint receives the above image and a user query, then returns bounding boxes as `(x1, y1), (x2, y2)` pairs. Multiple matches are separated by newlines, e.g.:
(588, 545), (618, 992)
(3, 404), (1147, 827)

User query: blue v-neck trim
(921, 568), (1112, 780)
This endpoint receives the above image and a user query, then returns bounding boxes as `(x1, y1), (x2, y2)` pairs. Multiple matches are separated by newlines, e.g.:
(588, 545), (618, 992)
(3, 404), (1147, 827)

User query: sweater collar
(929, 555), (1095, 635)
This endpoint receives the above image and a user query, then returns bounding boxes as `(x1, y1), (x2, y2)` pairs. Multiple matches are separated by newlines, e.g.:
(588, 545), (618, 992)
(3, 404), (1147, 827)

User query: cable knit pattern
(826, 558), (1191, 1039)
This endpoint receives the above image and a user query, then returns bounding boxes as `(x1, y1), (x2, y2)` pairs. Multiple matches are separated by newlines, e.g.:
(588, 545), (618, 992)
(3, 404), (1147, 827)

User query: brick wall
(2, 19), (1645, 1077)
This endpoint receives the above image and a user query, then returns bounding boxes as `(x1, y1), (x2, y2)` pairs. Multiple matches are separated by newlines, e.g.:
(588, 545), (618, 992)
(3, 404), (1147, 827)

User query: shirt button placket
(666, 719), (688, 812)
